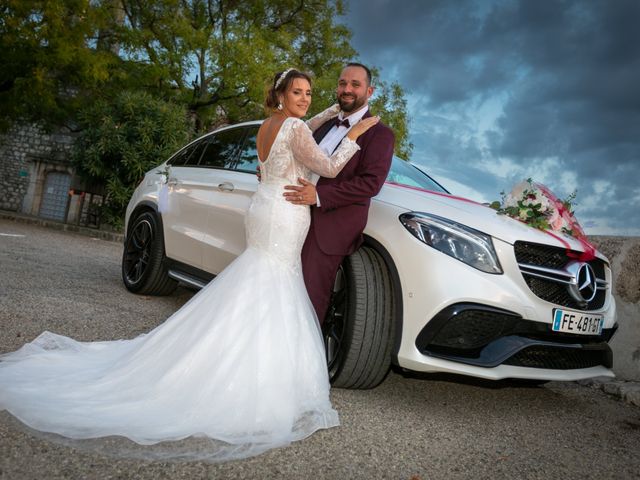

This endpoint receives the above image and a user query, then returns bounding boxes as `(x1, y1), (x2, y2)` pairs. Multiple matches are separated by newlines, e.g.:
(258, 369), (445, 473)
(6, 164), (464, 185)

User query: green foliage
(0, 0), (126, 130)
(117, 0), (356, 124)
(73, 91), (191, 227)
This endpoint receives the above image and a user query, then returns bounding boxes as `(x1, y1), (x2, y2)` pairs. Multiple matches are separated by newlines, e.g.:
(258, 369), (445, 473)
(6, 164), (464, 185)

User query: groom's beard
(338, 93), (366, 113)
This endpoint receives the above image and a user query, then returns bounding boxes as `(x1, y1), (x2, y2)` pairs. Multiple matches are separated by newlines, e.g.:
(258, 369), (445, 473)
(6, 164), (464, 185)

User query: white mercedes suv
(122, 121), (617, 389)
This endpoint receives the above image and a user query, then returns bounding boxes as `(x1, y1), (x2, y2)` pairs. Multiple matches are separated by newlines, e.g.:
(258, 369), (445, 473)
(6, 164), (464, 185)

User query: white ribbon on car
(158, 183), (169, 214)
(157, 166), (171, 214)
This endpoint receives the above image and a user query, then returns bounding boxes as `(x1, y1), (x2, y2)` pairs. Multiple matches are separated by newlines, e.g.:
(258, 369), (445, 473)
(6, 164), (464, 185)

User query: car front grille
(514, 241), (608, 311)
(503, 345), (612, 369)
(514, 242), (569, 269)
(522, 276), (607, 311)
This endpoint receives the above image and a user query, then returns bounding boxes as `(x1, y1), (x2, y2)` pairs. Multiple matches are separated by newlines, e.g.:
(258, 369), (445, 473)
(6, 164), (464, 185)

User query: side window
(167, 141), (201, 167)
(199, 128), (246, 169)
(184, 139), (208, 166)
(167, 146), (190, 166)
(233, 126), (260, 172)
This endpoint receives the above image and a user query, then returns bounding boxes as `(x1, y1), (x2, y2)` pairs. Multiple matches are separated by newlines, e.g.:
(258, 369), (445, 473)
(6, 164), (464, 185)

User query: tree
(117, 1), (350, 121)
(116, 0), (412, 155)
(0, 0), (127, 131)
(72, 91), (191, 227)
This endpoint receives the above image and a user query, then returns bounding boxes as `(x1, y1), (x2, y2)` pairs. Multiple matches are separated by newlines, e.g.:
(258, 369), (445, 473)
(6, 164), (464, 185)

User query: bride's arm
(290, 119), (359, 178)
(305, 104), (340, 132)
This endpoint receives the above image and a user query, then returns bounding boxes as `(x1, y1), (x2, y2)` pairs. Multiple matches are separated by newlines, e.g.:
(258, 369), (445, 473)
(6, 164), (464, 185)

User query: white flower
(503, 193), (518, 207)
(537, 194), (552, 212)
(508, 181), (530, 202)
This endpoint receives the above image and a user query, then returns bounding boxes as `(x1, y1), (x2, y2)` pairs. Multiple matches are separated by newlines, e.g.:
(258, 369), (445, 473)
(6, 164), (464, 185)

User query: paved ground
(1, 219), (639, 480)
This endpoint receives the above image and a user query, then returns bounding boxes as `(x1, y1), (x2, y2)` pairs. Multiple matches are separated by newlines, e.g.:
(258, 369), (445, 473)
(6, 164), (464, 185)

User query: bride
(0, 68), (378, 461)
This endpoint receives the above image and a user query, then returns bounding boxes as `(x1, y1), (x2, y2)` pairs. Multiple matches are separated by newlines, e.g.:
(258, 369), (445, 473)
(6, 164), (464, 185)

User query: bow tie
(335, 117), (350, 128)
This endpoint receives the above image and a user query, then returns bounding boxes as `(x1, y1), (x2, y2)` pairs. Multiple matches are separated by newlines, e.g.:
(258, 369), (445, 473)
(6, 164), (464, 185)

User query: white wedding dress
(0, 107), (359, 461)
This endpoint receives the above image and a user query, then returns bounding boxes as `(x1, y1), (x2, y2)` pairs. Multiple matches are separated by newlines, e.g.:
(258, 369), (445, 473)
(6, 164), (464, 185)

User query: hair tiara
(274, 68), (295, 89)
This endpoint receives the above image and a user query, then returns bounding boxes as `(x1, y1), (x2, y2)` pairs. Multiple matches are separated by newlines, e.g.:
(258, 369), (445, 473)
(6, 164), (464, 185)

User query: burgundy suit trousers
(301, 219), (344, 325)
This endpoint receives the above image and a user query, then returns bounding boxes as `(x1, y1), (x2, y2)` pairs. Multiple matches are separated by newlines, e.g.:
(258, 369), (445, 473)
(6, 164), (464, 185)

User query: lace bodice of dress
(258, 105), (359, 185)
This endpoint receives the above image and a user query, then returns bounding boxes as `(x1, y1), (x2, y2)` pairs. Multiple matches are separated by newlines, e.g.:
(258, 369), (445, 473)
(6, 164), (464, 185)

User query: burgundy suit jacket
(310, 110), (395, 255)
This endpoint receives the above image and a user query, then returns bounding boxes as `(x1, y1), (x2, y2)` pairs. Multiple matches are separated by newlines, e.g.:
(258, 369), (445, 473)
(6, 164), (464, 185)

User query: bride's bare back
(257, 115), (288, 163)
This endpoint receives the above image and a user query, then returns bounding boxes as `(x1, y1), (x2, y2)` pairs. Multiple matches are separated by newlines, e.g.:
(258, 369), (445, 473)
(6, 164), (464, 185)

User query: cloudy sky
(340, 0), (640, 235)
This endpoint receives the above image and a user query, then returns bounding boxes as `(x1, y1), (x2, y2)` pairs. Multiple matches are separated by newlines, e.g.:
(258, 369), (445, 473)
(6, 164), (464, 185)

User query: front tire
(323, 246), (396, 389)
(122, 210), (177, 296)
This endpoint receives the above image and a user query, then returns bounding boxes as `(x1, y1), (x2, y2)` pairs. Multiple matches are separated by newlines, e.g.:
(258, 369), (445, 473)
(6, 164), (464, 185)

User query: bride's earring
(277, 102), (283, 110)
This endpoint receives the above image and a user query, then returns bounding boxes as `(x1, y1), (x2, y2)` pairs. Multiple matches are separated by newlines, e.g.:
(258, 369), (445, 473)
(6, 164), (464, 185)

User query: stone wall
(0, 123), (75, 213)
(591, 236), (640, 381)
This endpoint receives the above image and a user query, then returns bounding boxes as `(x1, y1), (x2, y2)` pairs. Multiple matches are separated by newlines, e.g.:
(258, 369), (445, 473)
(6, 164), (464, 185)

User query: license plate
(552, 309), (603, 335)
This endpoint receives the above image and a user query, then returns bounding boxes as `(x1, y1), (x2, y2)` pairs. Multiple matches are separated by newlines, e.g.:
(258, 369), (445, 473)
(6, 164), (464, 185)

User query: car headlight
(399, 212), (503, 274)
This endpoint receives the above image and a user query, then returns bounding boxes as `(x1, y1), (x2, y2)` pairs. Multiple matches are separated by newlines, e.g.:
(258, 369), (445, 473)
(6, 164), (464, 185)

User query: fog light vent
(430, 310), (512, 350)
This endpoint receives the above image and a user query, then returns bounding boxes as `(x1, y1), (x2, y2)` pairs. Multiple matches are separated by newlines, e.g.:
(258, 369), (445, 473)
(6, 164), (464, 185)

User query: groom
(284, 62), (395, 325)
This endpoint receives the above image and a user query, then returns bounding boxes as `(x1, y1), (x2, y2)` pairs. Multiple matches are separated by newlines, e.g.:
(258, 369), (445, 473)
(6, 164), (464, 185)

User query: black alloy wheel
(122, 216), (153, 286)
(323, 246), (396, 389)
(324, 265), (348, 379)
(121, 211), (177, 295)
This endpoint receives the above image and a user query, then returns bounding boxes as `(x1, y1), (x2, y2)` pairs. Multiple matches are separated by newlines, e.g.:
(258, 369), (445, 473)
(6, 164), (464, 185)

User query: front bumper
(415, 302), (616, 370)
(384, 226), (617, 381)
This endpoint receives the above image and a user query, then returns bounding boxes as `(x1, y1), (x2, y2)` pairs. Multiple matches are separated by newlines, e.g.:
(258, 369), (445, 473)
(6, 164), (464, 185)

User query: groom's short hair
(345, 62), (372, 86)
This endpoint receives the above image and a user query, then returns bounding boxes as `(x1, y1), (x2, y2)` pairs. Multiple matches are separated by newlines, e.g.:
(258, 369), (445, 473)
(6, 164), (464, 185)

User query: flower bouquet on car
(490, 178), (595, 260)
(490, 178), (578, 236)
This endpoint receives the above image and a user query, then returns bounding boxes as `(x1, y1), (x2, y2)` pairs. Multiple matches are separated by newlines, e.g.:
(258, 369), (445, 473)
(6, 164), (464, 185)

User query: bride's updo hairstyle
(265, 68), (312, 111)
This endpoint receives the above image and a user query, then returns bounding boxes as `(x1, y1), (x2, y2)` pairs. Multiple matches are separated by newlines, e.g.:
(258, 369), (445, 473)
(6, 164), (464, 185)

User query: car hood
(376, 182), (604, 259)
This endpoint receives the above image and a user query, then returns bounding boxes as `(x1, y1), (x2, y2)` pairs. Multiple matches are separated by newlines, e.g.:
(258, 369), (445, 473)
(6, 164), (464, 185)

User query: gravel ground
(1, 219), (639, 480)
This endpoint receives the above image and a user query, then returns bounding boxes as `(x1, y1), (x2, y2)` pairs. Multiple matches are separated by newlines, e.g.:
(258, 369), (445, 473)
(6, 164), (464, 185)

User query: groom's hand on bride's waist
(284, 178), (317, 205)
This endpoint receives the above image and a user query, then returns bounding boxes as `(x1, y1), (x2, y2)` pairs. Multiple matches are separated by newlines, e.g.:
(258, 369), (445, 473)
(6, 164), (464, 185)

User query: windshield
(386, 156), (449, 193)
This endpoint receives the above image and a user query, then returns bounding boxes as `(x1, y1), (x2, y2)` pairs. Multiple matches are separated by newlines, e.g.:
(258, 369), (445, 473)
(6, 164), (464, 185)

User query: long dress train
(0, 108), (359, 461)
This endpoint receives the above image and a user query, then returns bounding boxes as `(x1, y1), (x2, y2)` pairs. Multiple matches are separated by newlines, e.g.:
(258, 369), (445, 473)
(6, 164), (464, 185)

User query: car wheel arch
(127, 201), (161, 237)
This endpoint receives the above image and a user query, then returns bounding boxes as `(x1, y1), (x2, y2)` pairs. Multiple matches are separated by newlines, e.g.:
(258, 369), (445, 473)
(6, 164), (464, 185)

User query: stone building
(0, 123), (104, 227)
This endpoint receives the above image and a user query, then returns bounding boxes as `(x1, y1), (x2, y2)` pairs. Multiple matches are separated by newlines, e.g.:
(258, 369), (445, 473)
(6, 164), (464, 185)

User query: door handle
(218, 182), (235, 192)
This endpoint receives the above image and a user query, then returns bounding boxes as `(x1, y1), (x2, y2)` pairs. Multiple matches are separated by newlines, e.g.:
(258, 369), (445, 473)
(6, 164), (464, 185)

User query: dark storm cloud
(344, 0), (518, 105)
(342, 0), (640, 233)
